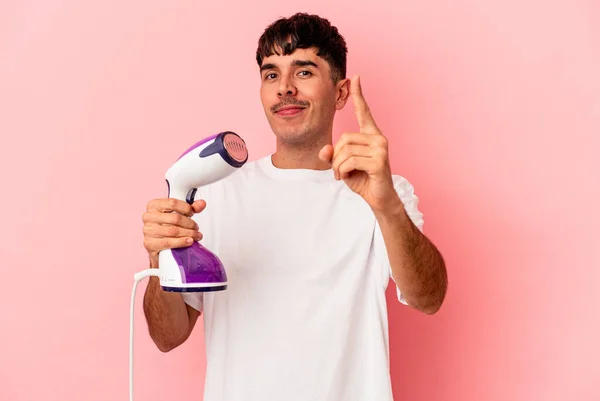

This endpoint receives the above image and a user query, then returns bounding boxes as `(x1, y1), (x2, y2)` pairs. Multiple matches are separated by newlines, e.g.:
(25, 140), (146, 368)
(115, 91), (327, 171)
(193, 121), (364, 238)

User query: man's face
(259, 47), (348, 146)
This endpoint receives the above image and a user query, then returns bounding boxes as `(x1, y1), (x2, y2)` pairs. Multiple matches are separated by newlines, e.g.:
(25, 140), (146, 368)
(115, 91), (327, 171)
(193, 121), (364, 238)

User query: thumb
(318, 145), (333, 164)
(192, 199), (207, 213)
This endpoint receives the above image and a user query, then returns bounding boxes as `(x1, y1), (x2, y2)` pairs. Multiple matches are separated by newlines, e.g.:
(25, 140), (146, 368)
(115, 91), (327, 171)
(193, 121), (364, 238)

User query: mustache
(272, 97), (309, 112)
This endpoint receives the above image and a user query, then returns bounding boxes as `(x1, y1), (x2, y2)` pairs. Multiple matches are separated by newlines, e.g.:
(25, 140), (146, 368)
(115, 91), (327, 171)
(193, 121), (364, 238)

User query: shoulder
(226, 157), (265, 179)
(208, 157), (265, 189)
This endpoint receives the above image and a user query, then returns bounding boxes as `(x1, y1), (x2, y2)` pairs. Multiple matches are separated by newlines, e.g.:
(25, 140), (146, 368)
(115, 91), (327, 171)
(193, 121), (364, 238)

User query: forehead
(261, 47), (324, 68)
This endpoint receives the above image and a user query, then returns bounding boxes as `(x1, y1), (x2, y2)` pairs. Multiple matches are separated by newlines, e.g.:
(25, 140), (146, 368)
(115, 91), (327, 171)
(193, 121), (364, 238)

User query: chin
(274, 128), (312, 145)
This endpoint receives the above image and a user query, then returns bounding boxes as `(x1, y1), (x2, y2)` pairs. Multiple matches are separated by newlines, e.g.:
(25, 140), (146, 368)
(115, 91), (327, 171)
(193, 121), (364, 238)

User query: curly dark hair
(256, 13), (348, 83)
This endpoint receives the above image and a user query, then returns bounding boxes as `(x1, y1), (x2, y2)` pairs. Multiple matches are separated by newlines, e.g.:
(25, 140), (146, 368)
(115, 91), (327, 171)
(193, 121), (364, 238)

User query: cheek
(302, 84), (322, 100)
(304, 82), (333, 106)
(259, 88), (272, 110)
(259, 86), (267, 102)
(261, 85), (279, 104)
(310, 90), (336, 113)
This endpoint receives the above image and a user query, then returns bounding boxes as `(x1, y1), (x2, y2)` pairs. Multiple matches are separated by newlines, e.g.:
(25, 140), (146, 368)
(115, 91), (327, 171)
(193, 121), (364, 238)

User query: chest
(200, 180), (377, 280)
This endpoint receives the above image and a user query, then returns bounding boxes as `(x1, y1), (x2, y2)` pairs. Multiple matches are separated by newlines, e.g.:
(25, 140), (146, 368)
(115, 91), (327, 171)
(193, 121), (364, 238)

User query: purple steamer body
(176, 134), (218, 160)
(163, 133), (227, 292)
(166, 243), (228, 292)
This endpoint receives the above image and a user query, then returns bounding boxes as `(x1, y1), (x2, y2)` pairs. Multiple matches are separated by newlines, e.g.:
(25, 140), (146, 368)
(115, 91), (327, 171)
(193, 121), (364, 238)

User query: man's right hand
(142, 198), (206, 267)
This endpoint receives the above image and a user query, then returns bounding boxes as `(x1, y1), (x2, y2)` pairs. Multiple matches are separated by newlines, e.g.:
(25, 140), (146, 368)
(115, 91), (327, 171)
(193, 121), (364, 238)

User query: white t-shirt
(181, 154), (424, 401)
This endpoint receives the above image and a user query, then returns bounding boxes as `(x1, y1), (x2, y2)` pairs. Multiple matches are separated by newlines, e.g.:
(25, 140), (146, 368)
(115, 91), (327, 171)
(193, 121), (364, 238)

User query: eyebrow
(260, 59), (318, 73)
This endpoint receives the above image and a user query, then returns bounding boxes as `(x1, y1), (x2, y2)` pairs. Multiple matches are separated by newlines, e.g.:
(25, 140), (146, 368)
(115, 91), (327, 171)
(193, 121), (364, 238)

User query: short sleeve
(181, 292), (204, 312)
(373, 175), (424, 304)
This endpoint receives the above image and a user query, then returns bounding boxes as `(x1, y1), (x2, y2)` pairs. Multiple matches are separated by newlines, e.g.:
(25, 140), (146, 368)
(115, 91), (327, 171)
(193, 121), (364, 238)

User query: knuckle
(338, 133), (350, 146)
(166, 226), (180, 237)
(378, 136), (388, 148)
(168, 198), (178, 209)
(171, 213), (183, 225)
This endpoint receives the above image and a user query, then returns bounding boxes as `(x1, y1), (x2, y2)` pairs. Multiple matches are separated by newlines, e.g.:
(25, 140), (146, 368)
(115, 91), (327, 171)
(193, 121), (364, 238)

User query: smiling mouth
(275, 106), (306, 116)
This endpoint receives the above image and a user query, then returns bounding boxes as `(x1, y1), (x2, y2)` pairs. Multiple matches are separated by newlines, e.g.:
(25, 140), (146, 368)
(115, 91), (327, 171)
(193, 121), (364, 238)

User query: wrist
(372, 196), (406, 221)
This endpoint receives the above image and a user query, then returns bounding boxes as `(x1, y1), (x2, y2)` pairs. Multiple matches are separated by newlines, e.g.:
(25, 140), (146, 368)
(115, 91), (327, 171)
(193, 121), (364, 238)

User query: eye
(264, 73), (277, 80)
(298, 70), (312, 77)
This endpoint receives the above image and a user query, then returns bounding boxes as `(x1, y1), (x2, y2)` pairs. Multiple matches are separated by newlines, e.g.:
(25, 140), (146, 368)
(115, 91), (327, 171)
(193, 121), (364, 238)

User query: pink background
(1, 1), (599, 401)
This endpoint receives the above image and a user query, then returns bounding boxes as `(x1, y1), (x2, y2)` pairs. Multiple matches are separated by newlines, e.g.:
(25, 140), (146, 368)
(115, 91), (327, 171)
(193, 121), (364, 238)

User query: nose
(277, 76), (297, 97)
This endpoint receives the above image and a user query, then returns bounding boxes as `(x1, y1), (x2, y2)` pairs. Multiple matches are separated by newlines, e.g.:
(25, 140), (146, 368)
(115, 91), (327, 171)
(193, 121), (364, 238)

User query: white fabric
(181, 154), (424, 401)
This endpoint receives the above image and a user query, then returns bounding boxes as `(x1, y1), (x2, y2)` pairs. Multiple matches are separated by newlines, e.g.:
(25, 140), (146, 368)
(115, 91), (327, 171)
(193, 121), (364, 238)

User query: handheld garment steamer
(129, 131), (248, 401)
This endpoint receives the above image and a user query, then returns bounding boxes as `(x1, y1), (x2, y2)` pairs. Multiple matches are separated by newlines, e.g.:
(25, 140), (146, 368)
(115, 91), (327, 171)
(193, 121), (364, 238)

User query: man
(141, 12), (447, 401)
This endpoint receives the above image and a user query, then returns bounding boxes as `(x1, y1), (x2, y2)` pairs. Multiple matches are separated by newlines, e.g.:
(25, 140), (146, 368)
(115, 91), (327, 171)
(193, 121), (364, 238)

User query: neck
(272, 135), (332, 170)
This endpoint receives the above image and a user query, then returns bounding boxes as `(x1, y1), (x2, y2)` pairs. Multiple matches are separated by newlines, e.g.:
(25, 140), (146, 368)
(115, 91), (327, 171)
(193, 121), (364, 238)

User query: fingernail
(186, 238), (193, 244)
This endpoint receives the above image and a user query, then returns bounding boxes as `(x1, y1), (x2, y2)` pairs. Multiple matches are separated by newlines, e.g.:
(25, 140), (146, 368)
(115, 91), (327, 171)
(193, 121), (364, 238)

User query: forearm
(374, 199), (447, 314)
(143, 275), (192, 352)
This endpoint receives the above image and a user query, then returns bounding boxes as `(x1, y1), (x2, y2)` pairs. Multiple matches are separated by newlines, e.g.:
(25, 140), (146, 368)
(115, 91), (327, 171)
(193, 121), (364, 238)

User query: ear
(334, 78), (351, 110)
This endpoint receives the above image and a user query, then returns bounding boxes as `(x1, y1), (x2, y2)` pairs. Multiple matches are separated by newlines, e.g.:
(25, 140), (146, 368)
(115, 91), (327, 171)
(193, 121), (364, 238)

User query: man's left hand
(319, 75), (400, 213)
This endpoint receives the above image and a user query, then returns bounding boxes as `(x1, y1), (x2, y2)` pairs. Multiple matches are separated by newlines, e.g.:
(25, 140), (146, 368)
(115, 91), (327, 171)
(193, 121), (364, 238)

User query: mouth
(274, 105), (306, 117)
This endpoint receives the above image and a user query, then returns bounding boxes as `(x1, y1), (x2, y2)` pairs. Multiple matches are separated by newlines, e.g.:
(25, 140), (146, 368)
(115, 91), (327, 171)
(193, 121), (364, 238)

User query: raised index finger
(351, 75), (377, 131)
